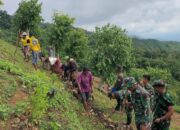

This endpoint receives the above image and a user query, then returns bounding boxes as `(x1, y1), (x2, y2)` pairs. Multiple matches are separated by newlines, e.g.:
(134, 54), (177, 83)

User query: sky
(2, 0), (180, 41)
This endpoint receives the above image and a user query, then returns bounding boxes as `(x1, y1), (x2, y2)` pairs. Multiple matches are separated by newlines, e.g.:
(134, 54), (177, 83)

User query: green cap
(127, 78), (137, 89)
(153, 80), (166, 87)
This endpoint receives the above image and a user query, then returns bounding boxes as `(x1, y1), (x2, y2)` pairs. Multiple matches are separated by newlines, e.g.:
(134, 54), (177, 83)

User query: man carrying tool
(20, 32), (30, 61)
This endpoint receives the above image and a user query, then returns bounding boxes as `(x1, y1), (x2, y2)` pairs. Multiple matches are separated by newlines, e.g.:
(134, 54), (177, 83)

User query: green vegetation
(0, 0), (180, 129)
(13, 0), (42, 34)
(133, 38), (180, 81)
(89, 24), (134, 84)
(0, 0), (3, 5)
(0, 40), (106, 130)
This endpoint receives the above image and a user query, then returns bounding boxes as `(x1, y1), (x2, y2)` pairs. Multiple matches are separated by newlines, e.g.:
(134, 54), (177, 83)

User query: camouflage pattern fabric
(131, 86), (151, 130)
(117, 90), (133, 125)
(144, 83), (155, 110)
(152, 92), (174, 130)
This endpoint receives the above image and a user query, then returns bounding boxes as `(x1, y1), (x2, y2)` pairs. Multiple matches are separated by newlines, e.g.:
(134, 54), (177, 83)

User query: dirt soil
(8, 88), (28, 106)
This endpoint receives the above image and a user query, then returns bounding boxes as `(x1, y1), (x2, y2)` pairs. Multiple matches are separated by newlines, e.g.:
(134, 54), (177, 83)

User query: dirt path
(2, 88), (29, 130)
(8, 88), (28, 106)
(171, 112), (180, 130)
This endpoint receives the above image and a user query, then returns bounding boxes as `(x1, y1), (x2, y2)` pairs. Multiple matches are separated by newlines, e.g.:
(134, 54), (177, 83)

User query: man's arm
(155, 106), (174, 123)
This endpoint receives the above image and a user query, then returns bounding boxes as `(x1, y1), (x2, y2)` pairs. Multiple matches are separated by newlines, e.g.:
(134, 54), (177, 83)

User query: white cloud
(1, 0), (180, 41)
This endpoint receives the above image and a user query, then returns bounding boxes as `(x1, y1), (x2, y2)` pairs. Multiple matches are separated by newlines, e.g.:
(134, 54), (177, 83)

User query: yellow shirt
(30, 36), (41, 52)
(21, 36), (30, 46)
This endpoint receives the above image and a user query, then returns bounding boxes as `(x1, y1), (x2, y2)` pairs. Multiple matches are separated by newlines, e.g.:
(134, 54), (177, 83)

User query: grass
(174, 106), (180, 113)
(0, 40), (107, 130)
(0, 39), (179, 130)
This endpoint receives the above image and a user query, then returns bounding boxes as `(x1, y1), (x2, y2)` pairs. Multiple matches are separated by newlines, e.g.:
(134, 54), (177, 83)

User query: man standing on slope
(29, 33), (41, 70)
(127, 78), (151, 130)
(140, 74), (154, 110)
(152, 80), (174, 130)
(77, 67), (93, 116)
(20, 32), (30, 61)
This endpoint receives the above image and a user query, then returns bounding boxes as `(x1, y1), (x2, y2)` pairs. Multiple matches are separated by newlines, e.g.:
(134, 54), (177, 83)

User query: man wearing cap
(152, 80), (174, 130)
(20, 32), (30, 61)
(127, 78), (151, 130)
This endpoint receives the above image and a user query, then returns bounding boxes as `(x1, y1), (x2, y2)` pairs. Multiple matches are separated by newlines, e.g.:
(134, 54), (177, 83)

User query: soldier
(140, 74), (154, 110)
(152, 80), (174, 130)
(108, 90), (133, 126)
(127, 78), (151, 130)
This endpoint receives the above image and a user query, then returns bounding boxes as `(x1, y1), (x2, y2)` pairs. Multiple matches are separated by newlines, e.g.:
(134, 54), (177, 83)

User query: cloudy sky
(2, 0), (180, 41)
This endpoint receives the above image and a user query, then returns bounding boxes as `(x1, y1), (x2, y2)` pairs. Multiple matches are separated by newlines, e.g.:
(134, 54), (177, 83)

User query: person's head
(127, 78), (138, 92)
(108, 92), (117, 99)
(117, 74), (123, 81)
(22, 32), (27, 39)
(142, 74), (151, 85)
(153, 80), (166, 94)
(69, 58), (74, 63)
(82, 67), (89, 75)
(116, 65), (123, 73)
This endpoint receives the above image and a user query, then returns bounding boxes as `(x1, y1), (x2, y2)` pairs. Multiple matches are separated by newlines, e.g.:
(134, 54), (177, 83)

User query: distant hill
(132, 38), (180, 52)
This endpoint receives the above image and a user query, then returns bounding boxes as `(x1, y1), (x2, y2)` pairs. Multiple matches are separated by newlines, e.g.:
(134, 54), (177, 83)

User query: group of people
(20, 31), (94, 116)
(20, 32), (174, 130)
(108, 70), (174, 130)
(20, 32), (42, 70)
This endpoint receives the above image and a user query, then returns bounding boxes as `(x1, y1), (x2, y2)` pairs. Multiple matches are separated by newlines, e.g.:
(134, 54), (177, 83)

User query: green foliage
(13, 0), (42, 34)
(0, 0), (3, 5)
(48, 12), (75, 53)
(174, 106), (180, 113)
(128, 67), (171, 82)
(0, 60), (24, 75)
(65, 28), (89, 67)
(12, 102), (30, 116)
(133, 38), (180, 81)
(31, 84), (49, 119)
(0, 10), (12, 29)
(0, 104), (11, 120)
(90, 24), (134, 83)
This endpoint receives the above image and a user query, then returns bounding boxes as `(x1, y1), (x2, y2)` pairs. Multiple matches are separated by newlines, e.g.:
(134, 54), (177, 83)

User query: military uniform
(152, 92), (174, 130)
(131, 86), (151, 130)
(143, 83), (154, 110)
(116, 90), (133, 125)
(127, 78), (152, 130)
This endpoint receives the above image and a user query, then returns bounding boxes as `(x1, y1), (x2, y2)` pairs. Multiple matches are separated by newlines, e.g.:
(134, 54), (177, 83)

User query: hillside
(0, 40), (110, 130)
(133, 38), (180, 52)
(0, 40), (180, 130)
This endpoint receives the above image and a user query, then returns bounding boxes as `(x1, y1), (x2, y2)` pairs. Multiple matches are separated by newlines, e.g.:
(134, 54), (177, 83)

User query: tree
(0, 10), (12, 29)
(65, 28), (89, 67)
(48, 12), (75, 54)
(13, 0), (42, 34)
(0, 0), (3, 5)
(90, 24), (134, 84)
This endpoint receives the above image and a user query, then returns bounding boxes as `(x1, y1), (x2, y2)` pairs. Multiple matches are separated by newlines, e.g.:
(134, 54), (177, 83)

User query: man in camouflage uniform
(108, 90), (133, 125)
(140, 74), (154, 110)
(152, 80), (174, 130)
(127, 78), (151, 130)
